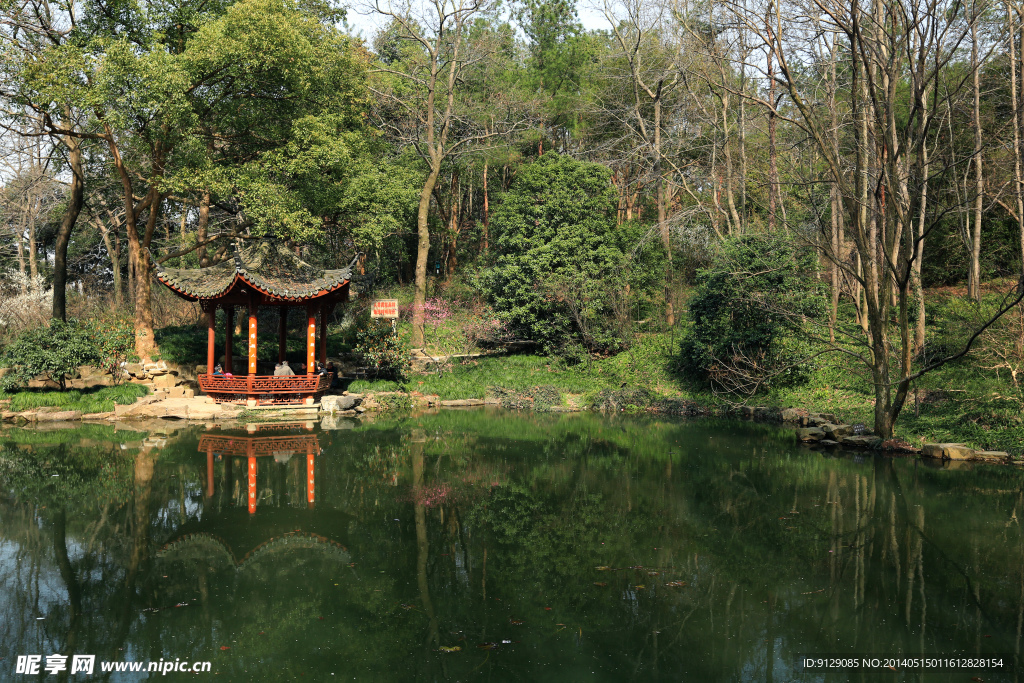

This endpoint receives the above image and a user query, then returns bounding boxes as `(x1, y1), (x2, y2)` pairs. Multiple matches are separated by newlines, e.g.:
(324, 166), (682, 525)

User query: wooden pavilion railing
(199, 373), (333, 405)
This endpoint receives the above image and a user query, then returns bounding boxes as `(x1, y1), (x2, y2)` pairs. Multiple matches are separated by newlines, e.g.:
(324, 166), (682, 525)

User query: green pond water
(1, 411), (1024, 682)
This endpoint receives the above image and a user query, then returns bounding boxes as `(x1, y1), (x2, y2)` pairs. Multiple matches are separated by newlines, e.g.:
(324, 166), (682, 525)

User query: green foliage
(479, 153), (645, 355)
(1, 320), (101, 391)
(677, 234), (827, 395)
(355, 320), (410, 380)
(375, 393), (413, 412)
(6, 384), (149, 413)
(81, 316), (138, 379)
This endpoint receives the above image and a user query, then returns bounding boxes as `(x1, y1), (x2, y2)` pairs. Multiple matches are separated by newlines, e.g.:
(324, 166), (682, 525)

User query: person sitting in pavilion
(275, 360), (295, 376)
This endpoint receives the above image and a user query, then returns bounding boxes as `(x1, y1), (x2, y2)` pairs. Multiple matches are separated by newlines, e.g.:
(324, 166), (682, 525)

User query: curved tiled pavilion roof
(154, 240), (353, 302)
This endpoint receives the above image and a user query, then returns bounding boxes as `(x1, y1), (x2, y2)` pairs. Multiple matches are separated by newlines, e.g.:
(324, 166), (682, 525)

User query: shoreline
(1, 386), (1017, 467)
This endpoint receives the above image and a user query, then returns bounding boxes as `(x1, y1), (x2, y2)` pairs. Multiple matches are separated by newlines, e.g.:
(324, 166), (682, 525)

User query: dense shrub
(1, 319), (101, 391)
(355, 320), (410, 380)
(677, 234), (827, 395)
(479, 153), (660, 357)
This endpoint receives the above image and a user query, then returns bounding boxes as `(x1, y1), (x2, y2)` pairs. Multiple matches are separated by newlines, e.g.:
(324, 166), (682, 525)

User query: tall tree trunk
(482, 160), (489, 252)
(914, 93), (930, 356)
(28, 212), (38, 288)
(655, 97), (674, 327)
(52, 134), (85, 322)
(95, 215), (123, 309)
(413, 163), (442, 349)
(1013, 4), (1024, 274)
(197, 189), (211, 267)
(971, 16), (984, 302)
(767, 8), (779, 232)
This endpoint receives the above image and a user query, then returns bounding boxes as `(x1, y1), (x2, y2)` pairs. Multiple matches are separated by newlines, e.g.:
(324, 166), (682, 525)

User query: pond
(0, 410), (1022, 681)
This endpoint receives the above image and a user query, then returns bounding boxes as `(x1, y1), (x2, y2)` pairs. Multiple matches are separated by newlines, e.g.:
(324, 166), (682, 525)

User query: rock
(974, 450), (1007, 462)
(922, 442), (974, 459)
(1, 411), (16, 421)
(36, 410), (82, 421)
(167, 386), (186, 398)
(841, 435), (883, 448)
(822, 423), (854, 439)
(322, 395), (358, 412)
(781, 408), (807, 423)
(78, 365), (103, 378)
(152, 374), (178, 389)
(124, 363), (144, 377)
(818, 439), (840, 447)
(815, 413), (838, 424)
(796, 427), (825, 442)
(440, 399), (486, 407)
(944, 444), (976, 460)
(82, 411), (116, 420)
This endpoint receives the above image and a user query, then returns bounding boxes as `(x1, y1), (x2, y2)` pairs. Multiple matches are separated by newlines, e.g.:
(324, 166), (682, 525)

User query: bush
(478, 153), (656, 356)
(81, 317), (137, 381)
(1, 319), (101, 391)
(676, 234), (827, 395)
(355, 320), (410, 380)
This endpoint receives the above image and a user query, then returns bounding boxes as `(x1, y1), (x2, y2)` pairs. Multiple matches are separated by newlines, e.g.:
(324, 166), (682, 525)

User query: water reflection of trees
(1, 416), (1024, 681)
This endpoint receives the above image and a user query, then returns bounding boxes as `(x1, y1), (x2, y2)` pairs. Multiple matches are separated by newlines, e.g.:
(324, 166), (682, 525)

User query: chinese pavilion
(154, 240), (353, 405)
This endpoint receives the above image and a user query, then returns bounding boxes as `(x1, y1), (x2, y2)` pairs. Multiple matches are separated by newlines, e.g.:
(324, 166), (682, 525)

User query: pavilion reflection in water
(157, 424), (351, 571)
(199, 422), (321, 513)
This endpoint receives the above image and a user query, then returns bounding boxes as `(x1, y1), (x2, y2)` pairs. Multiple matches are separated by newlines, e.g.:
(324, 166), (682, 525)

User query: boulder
(796, 427), (825, 442)
(975, 450), (1008, 462)
(36, 410), (82, 422)
(781, 408), (807, 423)
(152, 374), (178, 389)
(321, 395), (358, 413)
(78, 365), (103, 378)
(124, 363), (144, 377)
(841, 435), (883, 448)
(440, 399), (486, 407)
(922, 443), (975, 459)
(944, 444), (976, 460)
(822, 423), (854, 439)
(167, 386), (186, 398)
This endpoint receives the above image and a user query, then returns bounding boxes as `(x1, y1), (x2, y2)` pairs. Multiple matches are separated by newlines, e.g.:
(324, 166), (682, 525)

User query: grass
(348, 327), (1024, 454)
(0, 384), (150, 414)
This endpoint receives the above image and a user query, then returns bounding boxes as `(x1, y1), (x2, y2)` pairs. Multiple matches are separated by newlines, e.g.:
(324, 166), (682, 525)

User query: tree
(726, 0), (1024, 437)
(677, 234), (827, 396)
(479, 152), (633, 354)
(0, 0), (92, 321)
(369, 0), (527, 348)
(601, 0), (687, 326)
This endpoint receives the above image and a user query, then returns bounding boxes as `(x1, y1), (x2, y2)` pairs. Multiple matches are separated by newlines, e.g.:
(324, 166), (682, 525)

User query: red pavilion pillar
(248, 300), (258, 375)
(206, 305), (216, 376)
(306, 305), (316, 376)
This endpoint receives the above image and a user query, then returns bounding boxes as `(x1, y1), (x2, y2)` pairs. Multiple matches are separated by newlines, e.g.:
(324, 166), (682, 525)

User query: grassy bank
(0, 384), (150, 414)
(348, 330), (1024, 455)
